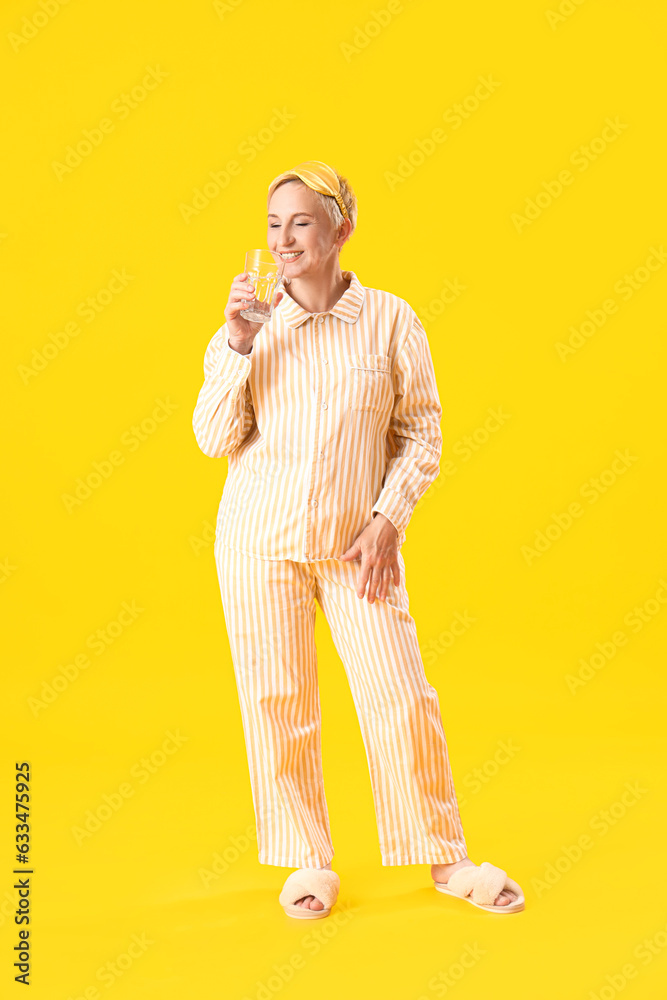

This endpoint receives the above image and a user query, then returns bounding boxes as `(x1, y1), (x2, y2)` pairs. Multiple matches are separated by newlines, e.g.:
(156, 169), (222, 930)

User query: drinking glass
(239, 249), (285, 323)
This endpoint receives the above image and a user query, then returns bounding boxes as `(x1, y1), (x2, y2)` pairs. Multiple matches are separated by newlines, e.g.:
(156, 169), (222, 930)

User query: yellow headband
(268, 159), (349, 220)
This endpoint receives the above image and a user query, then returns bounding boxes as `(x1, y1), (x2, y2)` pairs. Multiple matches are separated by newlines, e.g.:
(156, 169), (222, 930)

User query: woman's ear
(338, 218), (353, 249)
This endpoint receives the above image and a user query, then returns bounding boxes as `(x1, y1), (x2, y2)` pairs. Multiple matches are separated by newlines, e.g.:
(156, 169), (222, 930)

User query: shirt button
(322, 402), (328, 409)
(311, 499), (318, 507)
(322, 358), (328, 365)
(320, 451), (325, 458)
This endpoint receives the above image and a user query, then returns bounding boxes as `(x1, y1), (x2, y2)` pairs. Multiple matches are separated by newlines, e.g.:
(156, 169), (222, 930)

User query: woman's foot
(431, 857), (518, 907)
(293, 862), (333, 910)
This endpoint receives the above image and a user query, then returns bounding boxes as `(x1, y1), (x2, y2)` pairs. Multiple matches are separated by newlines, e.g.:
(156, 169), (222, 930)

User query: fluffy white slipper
(434, 861), (525, 913)
(278, 868), (340, 920)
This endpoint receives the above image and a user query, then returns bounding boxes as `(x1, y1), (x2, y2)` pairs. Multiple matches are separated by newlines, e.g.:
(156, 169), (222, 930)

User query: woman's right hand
(224, 271), (284, 351)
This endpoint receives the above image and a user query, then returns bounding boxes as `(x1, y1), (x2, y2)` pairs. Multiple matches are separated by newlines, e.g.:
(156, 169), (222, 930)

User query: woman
(192, 160), (524, 918)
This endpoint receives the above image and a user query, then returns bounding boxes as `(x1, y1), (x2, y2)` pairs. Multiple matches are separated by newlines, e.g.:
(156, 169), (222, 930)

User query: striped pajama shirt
(192, 270), (467, 865)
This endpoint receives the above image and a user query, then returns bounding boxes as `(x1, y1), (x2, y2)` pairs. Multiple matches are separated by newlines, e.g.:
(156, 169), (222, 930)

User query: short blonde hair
(267, 169), (358, 236)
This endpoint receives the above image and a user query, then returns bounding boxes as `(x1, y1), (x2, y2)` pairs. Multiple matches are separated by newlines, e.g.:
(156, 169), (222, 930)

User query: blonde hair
(267, 169), (358, 237)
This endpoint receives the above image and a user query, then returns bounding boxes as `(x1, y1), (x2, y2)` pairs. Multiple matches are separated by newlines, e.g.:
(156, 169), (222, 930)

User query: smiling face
(267, 180), (345, 279)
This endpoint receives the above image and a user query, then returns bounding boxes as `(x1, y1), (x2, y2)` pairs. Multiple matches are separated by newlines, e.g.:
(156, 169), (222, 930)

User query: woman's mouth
(278, 251), (304, 261)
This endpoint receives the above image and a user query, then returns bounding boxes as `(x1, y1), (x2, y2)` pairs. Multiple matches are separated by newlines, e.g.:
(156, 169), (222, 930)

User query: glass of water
(239, 249), (285, 323)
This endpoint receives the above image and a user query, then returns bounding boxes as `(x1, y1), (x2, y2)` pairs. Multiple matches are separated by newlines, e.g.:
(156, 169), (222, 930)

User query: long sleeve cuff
(371, 487), (414, 537)
(209, 337), (253, 385)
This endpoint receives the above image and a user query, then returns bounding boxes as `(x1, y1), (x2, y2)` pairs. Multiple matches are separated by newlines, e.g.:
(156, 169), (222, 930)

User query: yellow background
(2, 0), (666, 996)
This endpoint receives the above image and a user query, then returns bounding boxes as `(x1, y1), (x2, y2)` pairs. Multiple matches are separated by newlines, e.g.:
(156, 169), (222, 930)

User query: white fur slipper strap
(445, 861), (523, 906)
(278, 868), (340, 910)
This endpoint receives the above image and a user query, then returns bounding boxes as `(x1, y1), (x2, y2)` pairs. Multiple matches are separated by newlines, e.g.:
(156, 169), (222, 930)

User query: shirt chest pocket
(345, 354), (393, 412)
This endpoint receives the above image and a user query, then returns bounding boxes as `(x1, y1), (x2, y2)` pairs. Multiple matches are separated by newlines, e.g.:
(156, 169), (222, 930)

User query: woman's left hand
(339, 514), (401, 603)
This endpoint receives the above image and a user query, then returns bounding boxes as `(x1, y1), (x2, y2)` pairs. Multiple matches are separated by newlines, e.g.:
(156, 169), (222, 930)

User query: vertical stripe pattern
(199, 268), (464, 868)
(192, 271), (442, 560)
(215, 540), (468, 867)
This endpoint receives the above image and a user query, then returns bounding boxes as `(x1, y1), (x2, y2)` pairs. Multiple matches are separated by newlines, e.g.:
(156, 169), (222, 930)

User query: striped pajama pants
(214, 541), (468, 867)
